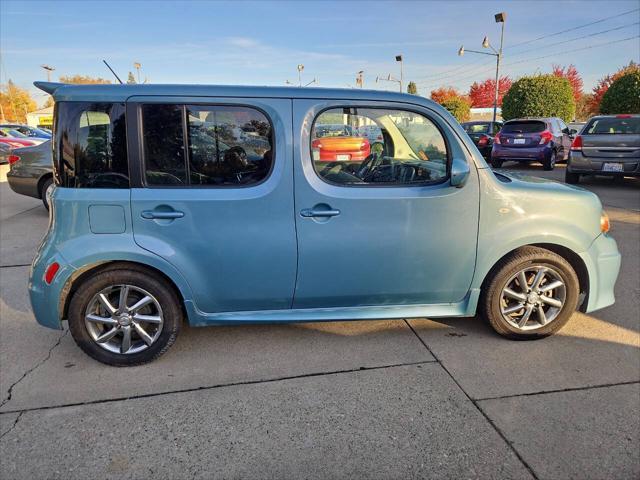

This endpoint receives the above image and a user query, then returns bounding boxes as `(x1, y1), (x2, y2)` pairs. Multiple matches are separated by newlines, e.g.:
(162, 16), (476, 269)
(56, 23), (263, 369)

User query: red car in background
(311, 124), (370, 162)
(0, 129), (38, 149)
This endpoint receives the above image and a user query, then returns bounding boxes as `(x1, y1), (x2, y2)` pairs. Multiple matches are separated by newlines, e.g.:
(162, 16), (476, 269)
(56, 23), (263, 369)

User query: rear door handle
(141, 210), (185, 220)
(300, 208), (341, 218)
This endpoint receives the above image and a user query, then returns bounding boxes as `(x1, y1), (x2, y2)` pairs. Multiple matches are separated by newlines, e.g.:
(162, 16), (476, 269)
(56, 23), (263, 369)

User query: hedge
(502, 75), (575, 123)
(599, 71), (640, 114)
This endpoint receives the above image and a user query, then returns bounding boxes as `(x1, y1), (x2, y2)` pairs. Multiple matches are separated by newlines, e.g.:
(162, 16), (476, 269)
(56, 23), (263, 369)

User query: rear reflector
(571, 135), (583, 151)
(600, 212), (610, 234)
(44, 262), (60, 285)
(7, 155), (20, 164)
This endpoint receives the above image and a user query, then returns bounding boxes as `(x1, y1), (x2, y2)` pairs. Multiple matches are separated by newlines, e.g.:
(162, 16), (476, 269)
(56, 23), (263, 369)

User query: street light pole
(491, 13), (506, 124)
(297, 64), (304, 87)
(457, 12), (506, 124)
(395, 55), (403, 92)
(40, 64), (55, 82)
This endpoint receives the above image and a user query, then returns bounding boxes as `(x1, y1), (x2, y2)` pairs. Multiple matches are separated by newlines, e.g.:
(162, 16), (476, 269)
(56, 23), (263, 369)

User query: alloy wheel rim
(84, 284), (164, 354)
(499, 265), (566, 331)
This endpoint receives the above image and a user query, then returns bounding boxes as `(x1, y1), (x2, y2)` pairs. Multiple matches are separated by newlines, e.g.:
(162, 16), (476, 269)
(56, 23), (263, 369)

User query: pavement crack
(403, 319), (540, 480)
(0, 330), (68, 409)
(0, 411), (23, 440)
(476, 380), (640, 402)
(0, 359), (437, 416)
(0, 263), (32, 269)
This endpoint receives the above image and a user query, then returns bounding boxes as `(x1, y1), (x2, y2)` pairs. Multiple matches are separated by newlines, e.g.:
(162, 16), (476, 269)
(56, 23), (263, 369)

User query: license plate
(513, 138), (526, 144)
(602, 162), (624, 172)
(336, 154), (351, 161)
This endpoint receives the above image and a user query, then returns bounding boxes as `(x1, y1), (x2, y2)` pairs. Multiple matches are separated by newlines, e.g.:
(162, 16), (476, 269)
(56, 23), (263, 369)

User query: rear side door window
(311, 107), (448, 186)
(141, 104), (273, 187)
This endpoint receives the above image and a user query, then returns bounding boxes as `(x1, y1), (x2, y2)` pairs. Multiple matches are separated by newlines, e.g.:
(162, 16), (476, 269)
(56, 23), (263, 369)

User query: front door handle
(141, 210), (185, 220)
(300, 208), (341, 218)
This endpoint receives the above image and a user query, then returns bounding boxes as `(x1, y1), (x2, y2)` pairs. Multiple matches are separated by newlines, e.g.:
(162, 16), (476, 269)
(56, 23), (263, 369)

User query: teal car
(30, 81), (621, 366)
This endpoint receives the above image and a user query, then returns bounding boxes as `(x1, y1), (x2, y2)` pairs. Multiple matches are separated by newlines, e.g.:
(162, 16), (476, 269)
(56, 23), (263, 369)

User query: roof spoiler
(33, 81), (66, 95)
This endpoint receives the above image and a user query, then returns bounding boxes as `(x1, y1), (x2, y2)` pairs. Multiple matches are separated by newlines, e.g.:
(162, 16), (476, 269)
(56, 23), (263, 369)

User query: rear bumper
(6, 172), (40, 198)
(29, 251), (76, 330)
(568, 151), (640, 176)
(579, 233), (621, 313)
(491, 145), (551, 162)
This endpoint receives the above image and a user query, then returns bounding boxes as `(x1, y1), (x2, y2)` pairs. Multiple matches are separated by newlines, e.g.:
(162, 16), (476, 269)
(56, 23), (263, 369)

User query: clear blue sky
(1, 0), (639, 106)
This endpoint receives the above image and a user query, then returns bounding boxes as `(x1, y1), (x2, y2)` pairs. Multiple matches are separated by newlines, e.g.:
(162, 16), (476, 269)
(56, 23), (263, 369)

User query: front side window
(55, 102), (128, 188)
(311, 107), (448, 186)
(142, 104), (273, 187)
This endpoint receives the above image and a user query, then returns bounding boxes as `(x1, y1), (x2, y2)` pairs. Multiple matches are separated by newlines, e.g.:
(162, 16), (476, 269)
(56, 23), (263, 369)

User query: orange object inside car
(311, 136), (371, 162)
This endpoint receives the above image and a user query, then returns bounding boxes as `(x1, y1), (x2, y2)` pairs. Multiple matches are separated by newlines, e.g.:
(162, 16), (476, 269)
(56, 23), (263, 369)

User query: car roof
(587, 114), (640, 120)
(505, 117), (553, 122)
(35, 81), (440, 107)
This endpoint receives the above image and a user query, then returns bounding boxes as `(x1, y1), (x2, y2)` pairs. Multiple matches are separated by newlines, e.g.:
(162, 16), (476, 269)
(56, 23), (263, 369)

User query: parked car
(461, 121), (502, 158)
(491, 117), (576, 170)
(0, 143), (10, 164)
(311, 123), (370, 162)
(6, 140), (54, 209)
(0, 123), (52, 140)
(0, 130), (38, 149)
(568, 121), (586, 134)
(30, 81), (620, 366)
(566, 114), (640, 183)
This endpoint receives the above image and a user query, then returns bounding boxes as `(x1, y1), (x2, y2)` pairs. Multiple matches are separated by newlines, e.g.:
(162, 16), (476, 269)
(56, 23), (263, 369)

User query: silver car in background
(566, 115), (640, 183)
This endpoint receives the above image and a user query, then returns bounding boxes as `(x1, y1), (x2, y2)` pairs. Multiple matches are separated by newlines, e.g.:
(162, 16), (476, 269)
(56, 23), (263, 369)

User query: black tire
(68, 266), (182, 366)
(480, 246), (579, 340)
(491, 158), (503, 169)
(39, 176), (54, 211)
(543, 150), (557, 171)
(565, 170), (580, 184)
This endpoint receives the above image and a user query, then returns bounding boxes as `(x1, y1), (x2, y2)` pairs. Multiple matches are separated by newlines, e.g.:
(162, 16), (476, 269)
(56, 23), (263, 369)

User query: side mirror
(570, 128), (578, 135)
(450, 157), (470, 188)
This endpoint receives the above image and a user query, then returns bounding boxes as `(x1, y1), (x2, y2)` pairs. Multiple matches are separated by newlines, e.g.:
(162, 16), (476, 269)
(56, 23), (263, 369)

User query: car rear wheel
(68, 267), (182, 366)
(40, 177), (54, 210)
(565, 170), (580, 184)
(543, 150), (557, 171)
(481, 246), (579, 339)
(491, 158), (503, 168)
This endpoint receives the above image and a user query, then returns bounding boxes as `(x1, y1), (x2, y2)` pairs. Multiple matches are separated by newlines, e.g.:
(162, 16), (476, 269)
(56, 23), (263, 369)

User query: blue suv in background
(491, 117), (576, 171)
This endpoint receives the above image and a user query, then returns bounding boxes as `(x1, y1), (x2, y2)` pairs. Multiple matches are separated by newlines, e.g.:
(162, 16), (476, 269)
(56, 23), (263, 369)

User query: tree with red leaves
(468, 77), (512, 108)
(552, 64), (583, 102)
(430, 86), (463, 104)
(590, 61), (639, 114)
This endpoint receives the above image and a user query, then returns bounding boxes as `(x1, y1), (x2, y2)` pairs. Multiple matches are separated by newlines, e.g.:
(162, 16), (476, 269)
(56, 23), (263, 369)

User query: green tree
(407, 81), (418, 95)
(440, 97), (471, 123)
(0, 80), (37, 122)
(599, 71), (640, 114)
(127, 72), (137, 84)
(502, 74), (575, 123)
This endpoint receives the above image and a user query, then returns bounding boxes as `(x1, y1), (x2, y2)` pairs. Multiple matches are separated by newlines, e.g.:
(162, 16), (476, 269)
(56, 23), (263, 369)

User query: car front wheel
(68, 266), (182, 366)
(481, 246), (579, 339)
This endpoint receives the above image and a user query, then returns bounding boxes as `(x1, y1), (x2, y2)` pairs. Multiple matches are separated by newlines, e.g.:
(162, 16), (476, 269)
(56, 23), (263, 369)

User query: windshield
(502, 121), (546, 134)
(584, 117), (640, 134)
(462, 123), (490, 134)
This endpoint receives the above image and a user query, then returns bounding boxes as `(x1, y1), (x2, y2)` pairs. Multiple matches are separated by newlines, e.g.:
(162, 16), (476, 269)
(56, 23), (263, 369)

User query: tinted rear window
(462, 123), (490, 134)
(584, 117), (640, 134)
(501, 121), (546, 134)
(54, 102), (128, 188)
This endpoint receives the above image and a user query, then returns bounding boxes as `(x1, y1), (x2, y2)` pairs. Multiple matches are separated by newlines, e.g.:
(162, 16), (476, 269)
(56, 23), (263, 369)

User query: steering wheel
(356, 152), (381, 180)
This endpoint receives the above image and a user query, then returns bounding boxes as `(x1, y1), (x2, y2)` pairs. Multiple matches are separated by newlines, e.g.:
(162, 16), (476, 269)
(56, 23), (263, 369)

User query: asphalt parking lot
(0, 163), (638, 479)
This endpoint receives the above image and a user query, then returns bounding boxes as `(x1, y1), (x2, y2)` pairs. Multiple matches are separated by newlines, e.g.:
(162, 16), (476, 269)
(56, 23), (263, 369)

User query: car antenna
(102, 59), (123, 84)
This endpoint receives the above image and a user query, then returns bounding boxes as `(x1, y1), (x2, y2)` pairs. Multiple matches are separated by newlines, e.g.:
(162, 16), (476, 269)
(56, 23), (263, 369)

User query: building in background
(470, 107), (502, 121)
(26, 106), (54, 129)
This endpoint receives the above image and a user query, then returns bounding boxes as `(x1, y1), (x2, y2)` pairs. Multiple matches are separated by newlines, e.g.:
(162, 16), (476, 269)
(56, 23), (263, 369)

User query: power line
(509, 21), (640, 57)
(412, 60), (490, 81)
(504, 35), (640, 67)
(507, 8), (639, 49)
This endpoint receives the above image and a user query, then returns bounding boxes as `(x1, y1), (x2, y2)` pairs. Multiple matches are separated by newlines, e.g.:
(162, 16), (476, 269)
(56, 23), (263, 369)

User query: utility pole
(458, 12), (506, 124)
(41, 64), (55, 82)
(356, 71), (364, 88)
